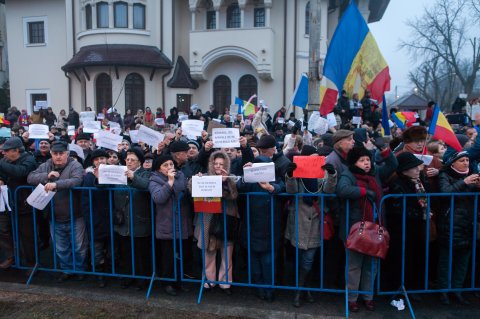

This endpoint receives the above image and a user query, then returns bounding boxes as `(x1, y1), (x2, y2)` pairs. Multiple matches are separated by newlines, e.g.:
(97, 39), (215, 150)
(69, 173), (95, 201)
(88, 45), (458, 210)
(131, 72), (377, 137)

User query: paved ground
(0, 268), (480, 318)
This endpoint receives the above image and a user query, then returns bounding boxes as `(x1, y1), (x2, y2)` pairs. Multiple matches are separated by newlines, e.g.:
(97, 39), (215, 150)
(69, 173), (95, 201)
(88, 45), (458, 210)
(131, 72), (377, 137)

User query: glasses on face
(145, 159), (153, 164)
(125, 158), (138, 162)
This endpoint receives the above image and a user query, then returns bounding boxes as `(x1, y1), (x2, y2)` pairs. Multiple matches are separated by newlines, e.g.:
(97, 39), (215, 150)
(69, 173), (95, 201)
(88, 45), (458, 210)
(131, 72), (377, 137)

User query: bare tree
(401, 0), (480, 98)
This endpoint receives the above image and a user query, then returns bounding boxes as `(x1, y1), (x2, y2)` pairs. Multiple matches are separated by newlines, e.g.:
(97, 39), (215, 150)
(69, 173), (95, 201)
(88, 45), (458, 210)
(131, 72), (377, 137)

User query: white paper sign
(414, 154), (433, 166)
(326, 113), (338, 128)
(67, 125), (75, 136)
(352, 116), (362, 125)
(212, 128), (240, 148)
(129, 130), (139, 143)
(0, 128), (11, 138)
(155, 118), (165, 126)
(308, 112), (329, 135)
(277, 117), (285, 124)
(137, 125), (165, 147)
(96, 130), (123, 151)
(27, 184), (56, 210)
(97, 113), (105, 120)
(109, 121), (120, 129)
(0, 185), (11, 212)
(35, 101), (48, 109)
(287, 120), (296, 128)
(83, 120), (101, 133)
(28, 124), (49, 139)
(191, 176), (223, 198)
(80, 111), (96, 123)
(98, 164), (128, 185)
(178, 115), (189, 122)
(243, 162), (276, 183)
(68, 143), (85, 160)
(181, 120), (204, 137)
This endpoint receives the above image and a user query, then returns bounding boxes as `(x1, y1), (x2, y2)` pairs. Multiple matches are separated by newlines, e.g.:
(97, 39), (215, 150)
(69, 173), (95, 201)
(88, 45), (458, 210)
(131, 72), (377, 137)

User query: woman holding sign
(189, 151), (239, 295)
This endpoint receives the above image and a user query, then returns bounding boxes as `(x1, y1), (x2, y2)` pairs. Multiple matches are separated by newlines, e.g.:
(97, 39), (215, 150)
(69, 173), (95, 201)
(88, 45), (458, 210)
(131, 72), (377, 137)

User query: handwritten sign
(68, 143), (85, 160)
(28, 124), (49, 139)
(137, 124), (164, 147)
(243, 162), (276, 183)
(191, 176), (223, 198)
(293, 156), (326, 178)
(80, 111), (96, 123)
(83, 120), (100, 133)
(0, 128), (11, 138)
(181, 120), (204, 137)
(27, 184), (56, 210)
(155, 118), (165, 126)
(129, 130), (139, 143)
(212, 128), (240, 148)
(207, 120), (226, 134)
(96, 130), (123, 151)
(98, 164), (128, 185)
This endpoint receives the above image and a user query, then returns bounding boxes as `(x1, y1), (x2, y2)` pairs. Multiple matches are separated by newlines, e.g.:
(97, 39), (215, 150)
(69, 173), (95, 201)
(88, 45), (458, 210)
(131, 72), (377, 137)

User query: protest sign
(109, 121), (120, 129)
(212, 128), (240, 148)
(243, 162), (275, 183)
(136, 124), (164, 147)
(96, 130), (123, 151)
(308, 112), (329, 135)
(191, 176), (223, 198)
(326, 112), (338, 128)
(68, 143), (85, 160)
(97, 113), (105, 120)
(129, 130), (139, 143)
(178, 115), (189, 122)
(414, 154), (433, 166)
(0, 128), (11, 138)
(293, 156), (326, 178)
(352, 116), (362, 125)
(98, 164), (128, 185)
(35, 101), (48, 110)
(287, 120), (296, 128)
(277, 117), (285, 124)
(80, 111), (96, 123)
(83, 120), (100, 133)
(27, 184), (56, 210)
(28, 124), (49, 139)
(155, 118), (165, 126)
(181, 120), (204, 137)
(67, 125), (76, 136)
(207, 120), (226, 134)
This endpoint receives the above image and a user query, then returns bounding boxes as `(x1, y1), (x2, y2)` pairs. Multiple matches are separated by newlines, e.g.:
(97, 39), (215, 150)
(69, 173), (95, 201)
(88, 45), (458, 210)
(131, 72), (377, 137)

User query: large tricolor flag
(319, 2), (390, 116)
(391, 111), (417, 129)
(291, 73), (309, 109)
(235, 94), (257, 116)
(428, 104), (462, 151)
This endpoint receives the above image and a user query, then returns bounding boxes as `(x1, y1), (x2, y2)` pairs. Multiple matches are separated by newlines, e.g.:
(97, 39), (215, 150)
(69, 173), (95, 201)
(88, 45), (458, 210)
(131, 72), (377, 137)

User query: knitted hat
(332, 129), (354, 145)
(152, 155), (174, 171)
(347, 146), (372, 167)
(169, 141), (189, 153)
(402, 126), (427, 143)
(126, 147), (145, 164)
(256, 135), (276, 149)
(396, 152), (424, 173)
(187, 139), (200, 150)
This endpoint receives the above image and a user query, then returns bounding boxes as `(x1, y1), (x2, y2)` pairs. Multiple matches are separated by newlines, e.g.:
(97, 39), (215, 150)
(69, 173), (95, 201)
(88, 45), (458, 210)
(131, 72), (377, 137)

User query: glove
(321, 163), (336, 175)
(286, 162), (297, 177)
(366, 189), (377, 202)
(373, 137), (386, 150)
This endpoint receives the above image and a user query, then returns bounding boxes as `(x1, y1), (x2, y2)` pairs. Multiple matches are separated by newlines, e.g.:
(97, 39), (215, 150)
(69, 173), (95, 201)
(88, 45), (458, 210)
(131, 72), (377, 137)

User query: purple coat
(149, 170), (192, 240)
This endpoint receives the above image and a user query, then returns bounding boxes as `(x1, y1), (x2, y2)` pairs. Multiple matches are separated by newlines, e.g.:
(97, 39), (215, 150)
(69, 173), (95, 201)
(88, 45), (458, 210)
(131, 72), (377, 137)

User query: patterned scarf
(413, 178), (427, 219)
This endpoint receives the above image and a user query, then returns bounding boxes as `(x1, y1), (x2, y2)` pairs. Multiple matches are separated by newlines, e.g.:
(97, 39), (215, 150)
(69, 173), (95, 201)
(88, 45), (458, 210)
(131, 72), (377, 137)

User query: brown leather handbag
(345, 204), (390, 259)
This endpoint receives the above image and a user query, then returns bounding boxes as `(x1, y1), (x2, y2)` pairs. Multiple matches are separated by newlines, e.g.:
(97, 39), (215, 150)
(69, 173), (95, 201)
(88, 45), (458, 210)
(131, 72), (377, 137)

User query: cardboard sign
(191, 176), (223, 198)
(96, 130), (123, 151)
(207, 121), (226, 134)
(243, 162), (276, 183)
(83, 120), (100, 133)
(293, 156), (326, 178)
(137, 124), (164, 147)
(98, 164), (128, 185)
(181, 120), (204, 137)
(28, 124), (49, 139)
(212, 128), (240, 148)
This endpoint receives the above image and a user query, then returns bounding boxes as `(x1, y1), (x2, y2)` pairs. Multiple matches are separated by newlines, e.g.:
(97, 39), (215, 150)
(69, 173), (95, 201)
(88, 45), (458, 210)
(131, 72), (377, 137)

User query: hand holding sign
(192, 176), (223, 197)
(212, 128), (240, 148)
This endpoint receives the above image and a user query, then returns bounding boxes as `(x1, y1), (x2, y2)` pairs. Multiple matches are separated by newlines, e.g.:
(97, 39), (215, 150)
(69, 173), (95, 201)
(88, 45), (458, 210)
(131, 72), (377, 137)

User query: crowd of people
(0, 96), (480, 312)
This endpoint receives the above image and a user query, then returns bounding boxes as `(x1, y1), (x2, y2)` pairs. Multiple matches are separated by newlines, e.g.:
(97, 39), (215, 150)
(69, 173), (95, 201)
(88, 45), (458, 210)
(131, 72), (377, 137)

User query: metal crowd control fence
(6, 186), (479, 318)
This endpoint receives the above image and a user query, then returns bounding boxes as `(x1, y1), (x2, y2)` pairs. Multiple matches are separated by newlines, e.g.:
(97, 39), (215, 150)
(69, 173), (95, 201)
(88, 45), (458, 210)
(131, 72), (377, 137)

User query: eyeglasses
(144, 159), (153, 163)
(125, 158), (139, 162)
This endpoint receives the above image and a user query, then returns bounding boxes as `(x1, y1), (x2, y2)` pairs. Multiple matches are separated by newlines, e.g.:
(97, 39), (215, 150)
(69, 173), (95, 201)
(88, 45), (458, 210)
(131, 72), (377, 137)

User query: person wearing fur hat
(81, 148), (110, 287)
(188, 151), (239, 294)
(149, 154), (190, 296)
(336, 145), (397, 312)
(284, 145), (337, 307)
(437, 151), (480, 305)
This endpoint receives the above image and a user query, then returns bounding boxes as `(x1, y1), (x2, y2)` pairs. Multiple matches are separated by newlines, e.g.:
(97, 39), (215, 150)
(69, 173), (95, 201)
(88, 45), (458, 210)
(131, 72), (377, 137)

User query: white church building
(5, 0), (388, 116)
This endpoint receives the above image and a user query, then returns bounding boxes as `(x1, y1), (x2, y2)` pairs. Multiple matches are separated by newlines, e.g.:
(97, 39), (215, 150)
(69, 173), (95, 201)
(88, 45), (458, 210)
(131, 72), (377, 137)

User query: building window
(305, 1), (310, 35)
(133, 4), (146, 29)
(26, 89), (50, 113)
(96, 73), (112, 113)
(177, 94), (192, 114)
(206, 11), (216, 29)
(114, 2), (128, 28)
(31, 93), (48, 110)
(227, 3), (240, 28)
(125, 73), (145, 114)
(254, 8), (265, 27)
(97, 2), (109, 28)
(85, 4), (92, 29)
(238, 75), (257, 105)
(213, 75), (231, 112)
(23, 17), (48, 46)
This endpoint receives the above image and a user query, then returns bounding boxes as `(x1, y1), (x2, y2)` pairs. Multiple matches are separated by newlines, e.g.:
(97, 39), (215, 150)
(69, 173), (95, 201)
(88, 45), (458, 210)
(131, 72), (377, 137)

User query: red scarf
(351, 169), (382, 222)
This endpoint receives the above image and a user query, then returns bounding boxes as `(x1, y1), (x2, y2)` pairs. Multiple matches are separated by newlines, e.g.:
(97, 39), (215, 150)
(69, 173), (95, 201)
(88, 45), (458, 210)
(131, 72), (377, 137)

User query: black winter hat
(347, 146), (372, 167)
(396, 152), (424, 173)
(169, 141), (189, 153)
(152, 155), (174, 171)
(256, 135), (276, 149)
(126, 147), (145, 164)
(90, 148), (108, 161)
(301, 145), (317, 156)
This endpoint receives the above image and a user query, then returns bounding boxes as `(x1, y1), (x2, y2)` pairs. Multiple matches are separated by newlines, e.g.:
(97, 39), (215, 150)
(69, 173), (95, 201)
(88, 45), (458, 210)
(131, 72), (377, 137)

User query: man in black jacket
(0, 137), (38, 270)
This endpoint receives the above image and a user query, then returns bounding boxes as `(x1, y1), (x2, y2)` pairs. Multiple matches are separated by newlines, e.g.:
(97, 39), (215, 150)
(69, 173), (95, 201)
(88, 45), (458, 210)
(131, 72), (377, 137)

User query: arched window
(133, 4), (146, 29)
(85, 4), (92, 30)
(206, 0), (216, 30)
(305, 1), (310, 35)
(213, 75), (231, 113)
(96, 73), (112, 113)
(238, 75), (257, 105)
(97, 2), (109, 28)
(125, 73), (145, 114)
(227, 3), (240, 28)
(114, 1), (128, 28)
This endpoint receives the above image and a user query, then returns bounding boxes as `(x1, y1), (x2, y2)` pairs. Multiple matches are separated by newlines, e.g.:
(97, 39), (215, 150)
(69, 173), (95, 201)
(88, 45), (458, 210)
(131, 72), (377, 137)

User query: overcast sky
(369, 0), (431, 100)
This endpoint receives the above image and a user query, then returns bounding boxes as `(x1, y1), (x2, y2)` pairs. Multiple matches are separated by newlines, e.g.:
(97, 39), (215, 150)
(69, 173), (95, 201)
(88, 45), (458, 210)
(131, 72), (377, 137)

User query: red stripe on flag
(434, 126), (462, 151)
(367, 66), (391, 102)
(320, 89), (338, 116)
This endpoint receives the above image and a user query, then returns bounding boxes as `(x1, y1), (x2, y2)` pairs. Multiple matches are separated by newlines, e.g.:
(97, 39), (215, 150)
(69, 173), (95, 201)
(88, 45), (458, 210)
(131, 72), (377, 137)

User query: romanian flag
(391, 112), (417, 129)
(428, 104), (462, 151)
(0, 116), (10, 125)
(381, 95), (390, 136)
(319, 2), (390, 116)
(193, 197), (222, 214)
(235, 94), (257, 116)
